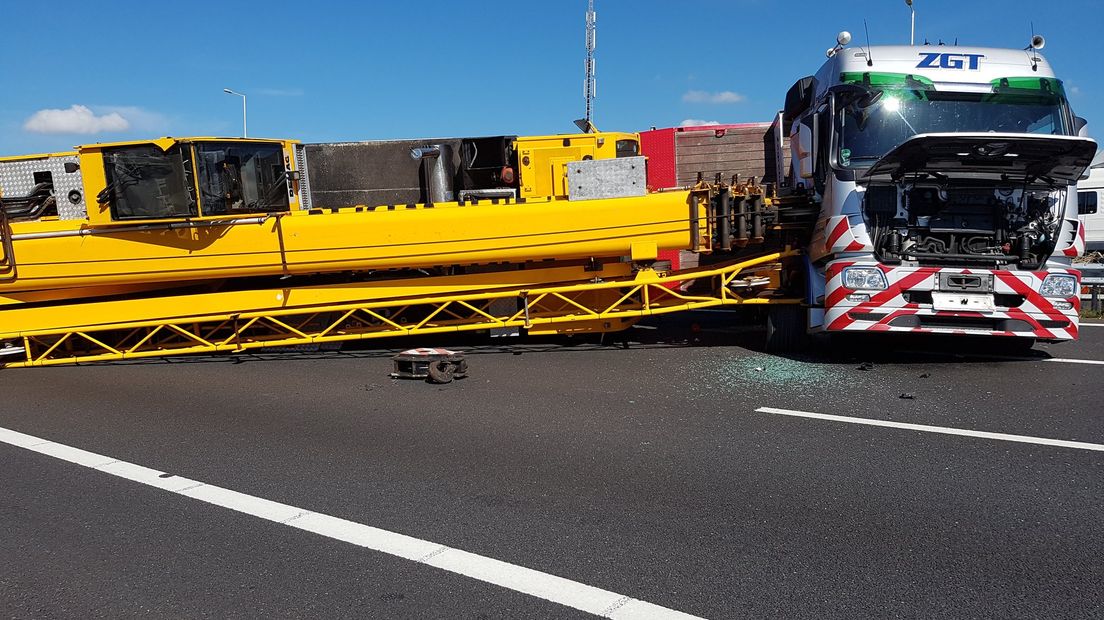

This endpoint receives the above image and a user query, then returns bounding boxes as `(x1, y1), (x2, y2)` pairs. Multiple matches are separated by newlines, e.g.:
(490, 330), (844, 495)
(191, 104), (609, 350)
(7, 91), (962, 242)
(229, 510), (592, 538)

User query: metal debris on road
(391, 348), (469, 384)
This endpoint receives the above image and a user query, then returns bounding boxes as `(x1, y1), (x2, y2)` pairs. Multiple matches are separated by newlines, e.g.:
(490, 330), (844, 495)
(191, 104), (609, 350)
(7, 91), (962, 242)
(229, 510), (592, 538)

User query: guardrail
(1081, 265), (1104, 314)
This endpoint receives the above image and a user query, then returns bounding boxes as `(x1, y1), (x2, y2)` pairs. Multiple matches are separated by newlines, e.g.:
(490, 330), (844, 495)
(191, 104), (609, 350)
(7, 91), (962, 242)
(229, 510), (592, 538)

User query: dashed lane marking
(0, 426), (703, 620)
(1042, 358), (1104, 366)
(754, 407), (1104, 452)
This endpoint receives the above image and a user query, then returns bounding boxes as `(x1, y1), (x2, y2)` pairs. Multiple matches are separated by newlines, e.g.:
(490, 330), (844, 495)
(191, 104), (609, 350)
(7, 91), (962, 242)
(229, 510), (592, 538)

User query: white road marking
(754, 407), (1104, 452)
(1043, 357), (1104, 366)
(0, 426), (701, 620)
(1079, 323), (1104, 328)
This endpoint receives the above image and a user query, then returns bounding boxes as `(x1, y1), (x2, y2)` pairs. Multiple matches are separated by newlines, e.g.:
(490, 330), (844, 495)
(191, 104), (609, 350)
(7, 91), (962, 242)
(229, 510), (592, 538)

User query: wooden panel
(673, 123), (791, 186)
(677, 152), (771, 165)
(676, 143), (771, 155)
(675, 132), (770, 148)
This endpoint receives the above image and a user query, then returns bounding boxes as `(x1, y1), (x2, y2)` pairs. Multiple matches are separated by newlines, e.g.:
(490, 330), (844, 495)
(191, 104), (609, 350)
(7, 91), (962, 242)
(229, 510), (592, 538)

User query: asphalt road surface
(1, 318), (1101, 619)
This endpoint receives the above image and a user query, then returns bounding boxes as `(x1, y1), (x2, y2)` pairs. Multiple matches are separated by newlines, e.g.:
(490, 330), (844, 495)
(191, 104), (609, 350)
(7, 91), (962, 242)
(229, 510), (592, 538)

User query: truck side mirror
(1074, 116), (1089, 137)
(783, 76), (816, 125)
(794, 116), (816, 179)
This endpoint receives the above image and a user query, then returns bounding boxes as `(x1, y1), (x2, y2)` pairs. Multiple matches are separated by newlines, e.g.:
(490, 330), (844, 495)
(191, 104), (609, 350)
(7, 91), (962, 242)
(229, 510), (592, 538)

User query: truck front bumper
(822, 263), (1080, 340)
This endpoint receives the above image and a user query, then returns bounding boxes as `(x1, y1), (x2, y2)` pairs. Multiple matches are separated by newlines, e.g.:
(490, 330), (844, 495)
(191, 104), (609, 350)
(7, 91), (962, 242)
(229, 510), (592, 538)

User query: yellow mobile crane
(0, 131), (806, 366)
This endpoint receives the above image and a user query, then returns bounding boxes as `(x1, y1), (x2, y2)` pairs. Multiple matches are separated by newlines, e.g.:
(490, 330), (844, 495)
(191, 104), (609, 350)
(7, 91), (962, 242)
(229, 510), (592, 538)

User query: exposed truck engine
(860, 134), (1089, 270)
(865, 183), (1057, 268)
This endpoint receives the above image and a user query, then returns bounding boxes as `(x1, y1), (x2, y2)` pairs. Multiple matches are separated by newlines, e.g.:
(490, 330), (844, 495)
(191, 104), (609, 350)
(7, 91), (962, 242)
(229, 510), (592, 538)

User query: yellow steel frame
(2, 250), (798, 367)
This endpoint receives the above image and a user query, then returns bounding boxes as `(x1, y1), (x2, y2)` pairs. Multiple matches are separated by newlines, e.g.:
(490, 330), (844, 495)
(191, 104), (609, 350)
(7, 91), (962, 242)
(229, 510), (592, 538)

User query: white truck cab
(783, 40), (1098, 342)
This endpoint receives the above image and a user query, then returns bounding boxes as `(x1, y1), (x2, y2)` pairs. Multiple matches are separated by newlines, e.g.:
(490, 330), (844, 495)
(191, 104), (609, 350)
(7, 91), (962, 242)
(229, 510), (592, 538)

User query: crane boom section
(0, 134), (704, 297)
(4, 192), (699, 293)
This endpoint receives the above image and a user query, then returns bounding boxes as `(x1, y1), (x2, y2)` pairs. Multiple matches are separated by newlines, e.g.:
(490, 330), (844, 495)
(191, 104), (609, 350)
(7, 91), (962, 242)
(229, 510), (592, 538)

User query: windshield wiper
(244, 173), (292, 211)
(96, 156), (177, 205)
(96, 165), (143, 204)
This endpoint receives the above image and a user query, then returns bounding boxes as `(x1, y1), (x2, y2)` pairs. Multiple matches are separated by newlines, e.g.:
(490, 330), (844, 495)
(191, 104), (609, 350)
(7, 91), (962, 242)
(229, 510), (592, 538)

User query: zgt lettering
(916, 52), (984, 70)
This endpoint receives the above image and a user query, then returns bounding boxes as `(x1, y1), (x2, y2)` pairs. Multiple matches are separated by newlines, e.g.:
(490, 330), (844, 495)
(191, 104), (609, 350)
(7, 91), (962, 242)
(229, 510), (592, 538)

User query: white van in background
(1079, 151), (1104, 252)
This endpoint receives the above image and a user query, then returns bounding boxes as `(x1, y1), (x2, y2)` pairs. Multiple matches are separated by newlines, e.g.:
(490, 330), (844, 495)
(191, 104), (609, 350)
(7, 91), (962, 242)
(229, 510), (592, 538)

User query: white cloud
(680, 119), (721, 127)
(23, 105), (130, 134)
(682, 90), (746, 104)
(1069, 85), (1082, 96)
(97, 106), (169, 133)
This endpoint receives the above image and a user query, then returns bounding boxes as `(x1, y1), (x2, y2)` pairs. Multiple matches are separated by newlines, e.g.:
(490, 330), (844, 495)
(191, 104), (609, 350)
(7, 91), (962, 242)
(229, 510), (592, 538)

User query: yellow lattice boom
(1, 251), (799, 367)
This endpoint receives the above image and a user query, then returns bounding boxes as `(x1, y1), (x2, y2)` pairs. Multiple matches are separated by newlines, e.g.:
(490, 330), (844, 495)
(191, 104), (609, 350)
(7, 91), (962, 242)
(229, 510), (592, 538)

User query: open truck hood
(862, 133), (1098, 184)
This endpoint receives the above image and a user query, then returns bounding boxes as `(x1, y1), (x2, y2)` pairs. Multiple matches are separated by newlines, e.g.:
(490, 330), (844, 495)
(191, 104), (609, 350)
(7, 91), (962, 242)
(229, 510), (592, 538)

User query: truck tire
(765, 305), (806, 353)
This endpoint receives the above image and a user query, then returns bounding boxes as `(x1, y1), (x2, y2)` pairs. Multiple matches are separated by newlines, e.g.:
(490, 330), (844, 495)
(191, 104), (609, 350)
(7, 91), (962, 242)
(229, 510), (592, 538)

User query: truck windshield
(835, 76), (1072, 168)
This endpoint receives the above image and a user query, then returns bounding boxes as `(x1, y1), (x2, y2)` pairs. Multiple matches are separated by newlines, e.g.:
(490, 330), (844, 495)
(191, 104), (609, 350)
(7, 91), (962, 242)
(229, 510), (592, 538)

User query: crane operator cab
(95, 138), (298, 221)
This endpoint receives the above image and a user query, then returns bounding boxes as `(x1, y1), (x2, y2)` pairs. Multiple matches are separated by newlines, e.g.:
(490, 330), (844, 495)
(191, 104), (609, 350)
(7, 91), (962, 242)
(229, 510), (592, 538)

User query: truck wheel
(426, 360), (454, 384)
(765, 305), (806, 353)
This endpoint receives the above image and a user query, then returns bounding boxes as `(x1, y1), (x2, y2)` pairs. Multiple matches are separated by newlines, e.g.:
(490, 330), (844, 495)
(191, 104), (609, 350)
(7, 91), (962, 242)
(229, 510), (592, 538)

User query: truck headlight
(1040, 274), (1077, 298)
(842, 266), (888, 290)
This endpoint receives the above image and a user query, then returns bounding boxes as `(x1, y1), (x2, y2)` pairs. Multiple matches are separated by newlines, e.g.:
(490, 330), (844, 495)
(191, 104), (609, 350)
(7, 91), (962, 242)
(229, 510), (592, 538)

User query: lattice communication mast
(575, 0), (597, 133)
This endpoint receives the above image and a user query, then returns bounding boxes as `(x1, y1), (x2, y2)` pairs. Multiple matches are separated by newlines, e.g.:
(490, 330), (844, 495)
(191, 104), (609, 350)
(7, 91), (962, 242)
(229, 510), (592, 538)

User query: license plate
(931, 291), (996, 312)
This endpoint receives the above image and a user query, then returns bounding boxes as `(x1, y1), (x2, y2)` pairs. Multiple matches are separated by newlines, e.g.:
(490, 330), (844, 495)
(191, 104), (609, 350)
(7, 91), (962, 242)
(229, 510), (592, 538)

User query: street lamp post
(223, 88), (247, 137)
(905, 0), (915, 46)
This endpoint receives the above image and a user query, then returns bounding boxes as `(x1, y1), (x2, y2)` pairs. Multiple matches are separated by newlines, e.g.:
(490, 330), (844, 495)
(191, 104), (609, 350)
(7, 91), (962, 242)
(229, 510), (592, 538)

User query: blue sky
(2, 0), (1101, 155)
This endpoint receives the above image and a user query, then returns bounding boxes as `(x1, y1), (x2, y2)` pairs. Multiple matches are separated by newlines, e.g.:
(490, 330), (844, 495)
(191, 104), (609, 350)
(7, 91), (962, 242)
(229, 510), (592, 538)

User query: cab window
(615, 139), (639, 158)
(1079, 191), (1098, 215)
(102, 145), (197, 219)
(195, 143), (289, 215)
